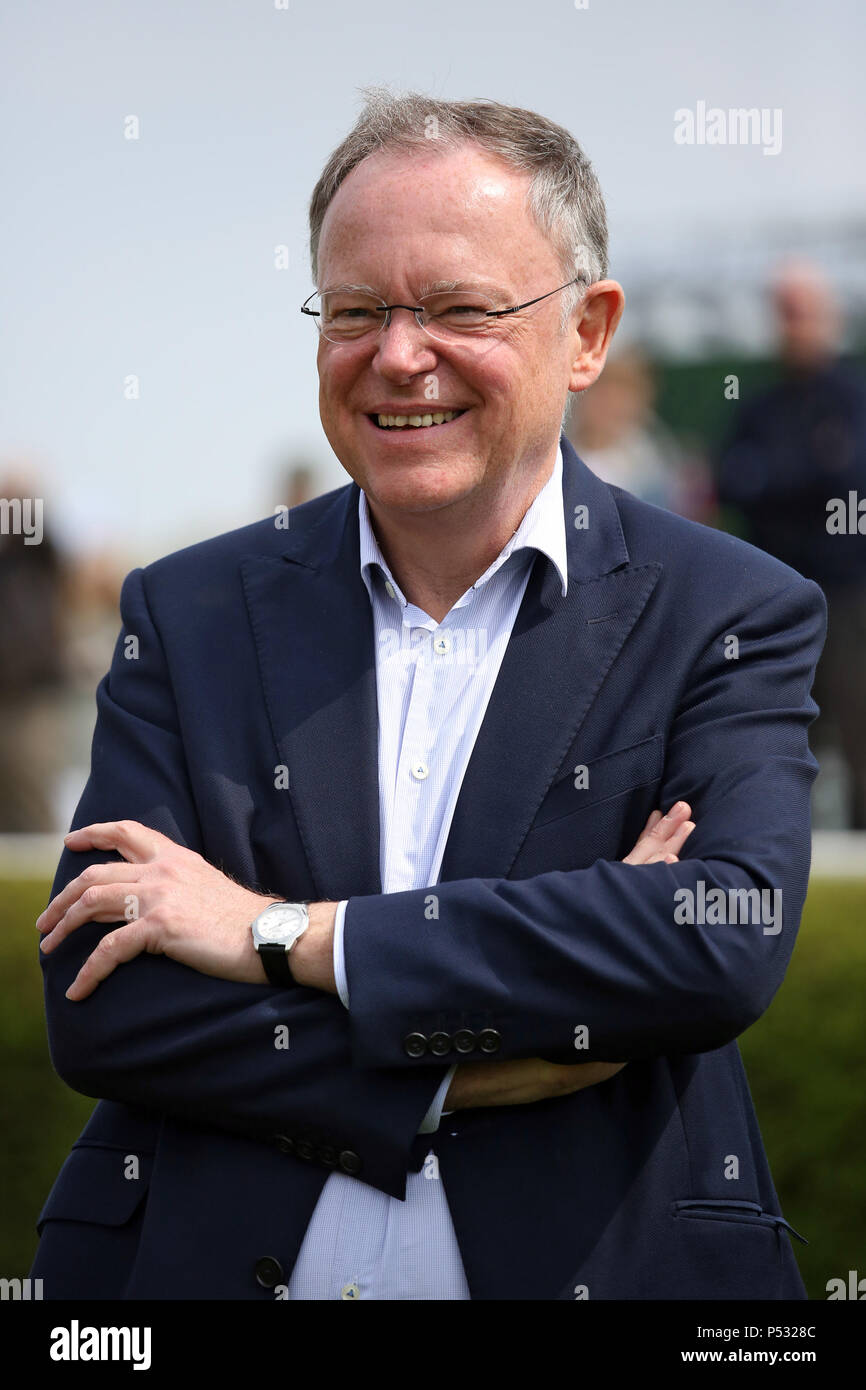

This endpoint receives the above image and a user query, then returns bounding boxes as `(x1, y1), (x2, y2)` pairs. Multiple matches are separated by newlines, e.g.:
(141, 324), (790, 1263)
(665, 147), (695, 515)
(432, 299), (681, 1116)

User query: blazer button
(254, 1256), (284, 1289)
(295, 1139), (316, 1162)
(477, 1028), (502, 1054)
(317, 1145), (337, 1168)
(429, 1031), (452, 1056)
(403, 1032), (428, 1057)
(452, 1028), (476, 1054)
(275, 1134), (295, 1156)
(338, 1149), (362, 1175)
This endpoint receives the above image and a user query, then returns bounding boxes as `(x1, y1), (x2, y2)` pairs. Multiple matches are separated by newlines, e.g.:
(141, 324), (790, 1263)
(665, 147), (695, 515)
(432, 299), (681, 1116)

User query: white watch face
(255, 903), (307, 944)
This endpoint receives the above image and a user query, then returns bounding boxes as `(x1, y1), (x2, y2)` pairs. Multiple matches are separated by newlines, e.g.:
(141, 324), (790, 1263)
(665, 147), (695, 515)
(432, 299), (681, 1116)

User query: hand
(444, 801), (696, 1111)
(444, 1056), (626, 1110)
(36, 820), (283, 1000)
(622, 801), (695, 865)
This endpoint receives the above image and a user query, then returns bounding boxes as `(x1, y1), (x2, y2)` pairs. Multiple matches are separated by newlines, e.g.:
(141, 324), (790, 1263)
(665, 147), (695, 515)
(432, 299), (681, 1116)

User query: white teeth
(375, 409), (463, 429)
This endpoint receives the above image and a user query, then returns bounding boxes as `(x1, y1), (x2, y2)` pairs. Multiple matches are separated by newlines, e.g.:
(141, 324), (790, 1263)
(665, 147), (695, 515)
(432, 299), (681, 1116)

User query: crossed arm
(35, 563), (824, 1192)
(37, 804), (696, 1109)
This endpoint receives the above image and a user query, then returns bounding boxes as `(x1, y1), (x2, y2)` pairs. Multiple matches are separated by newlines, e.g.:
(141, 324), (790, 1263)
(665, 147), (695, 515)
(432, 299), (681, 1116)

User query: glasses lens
(306, 289), (498, 343)
(316, 292), (386, 342)
(419, 291), (495, 343)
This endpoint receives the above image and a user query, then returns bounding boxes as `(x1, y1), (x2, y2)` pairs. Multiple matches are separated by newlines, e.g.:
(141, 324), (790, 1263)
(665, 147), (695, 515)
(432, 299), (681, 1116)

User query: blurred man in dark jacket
(718, 261), (866, 827)
(0, 470), (67, 830)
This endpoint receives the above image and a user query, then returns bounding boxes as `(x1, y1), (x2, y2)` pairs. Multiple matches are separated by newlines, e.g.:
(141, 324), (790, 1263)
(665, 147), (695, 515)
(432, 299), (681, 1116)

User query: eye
(328, 302), (378, 319)
(442, 303), (488, 319)
(317, 294), (386, 338)
(424, 296), (492, 328)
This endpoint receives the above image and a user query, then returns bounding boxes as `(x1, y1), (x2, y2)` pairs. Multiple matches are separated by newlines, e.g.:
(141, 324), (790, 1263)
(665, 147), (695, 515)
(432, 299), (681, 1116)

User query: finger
(638, 802), (692, 852)
(40, 884), (142, 953)
(656, 802), (692, 837)
(624, 803), (694, 863)
(639, 821), (695, 866)
(63, 820), (166, 865)
(664, 819), (696, 856)
(36, 863), (141, 935)
(65, 922), (150, 1001)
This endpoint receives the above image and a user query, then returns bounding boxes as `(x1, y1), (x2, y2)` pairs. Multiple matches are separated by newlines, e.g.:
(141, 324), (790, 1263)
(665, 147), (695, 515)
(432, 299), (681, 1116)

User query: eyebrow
(320, 282), (382, 296)
(416, 277), (507, 296)
(320, 277), (511, 299)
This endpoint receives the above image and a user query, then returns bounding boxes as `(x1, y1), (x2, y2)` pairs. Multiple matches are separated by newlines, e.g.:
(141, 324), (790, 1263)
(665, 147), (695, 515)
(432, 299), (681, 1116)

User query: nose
(372, 307), (439, 377)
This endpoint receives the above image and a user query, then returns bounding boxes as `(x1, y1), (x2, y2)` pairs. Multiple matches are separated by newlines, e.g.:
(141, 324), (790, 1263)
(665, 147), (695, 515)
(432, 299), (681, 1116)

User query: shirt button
(410, 760), (429, 780)
(433, 633), (452, 655)
(340, 1282), (361, 1300)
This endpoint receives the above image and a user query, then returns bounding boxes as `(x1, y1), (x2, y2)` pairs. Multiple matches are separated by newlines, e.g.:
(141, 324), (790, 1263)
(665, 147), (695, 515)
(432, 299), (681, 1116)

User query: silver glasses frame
(300, 276), (587, 342)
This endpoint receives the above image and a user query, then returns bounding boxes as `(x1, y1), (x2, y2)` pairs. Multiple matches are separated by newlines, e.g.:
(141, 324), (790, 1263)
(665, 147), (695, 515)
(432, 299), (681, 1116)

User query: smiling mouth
(368, 409), (468, 430)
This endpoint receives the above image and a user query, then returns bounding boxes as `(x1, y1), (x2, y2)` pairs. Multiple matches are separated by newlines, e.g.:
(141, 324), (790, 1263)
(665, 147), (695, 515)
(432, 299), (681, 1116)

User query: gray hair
(308, 87), (609, 333)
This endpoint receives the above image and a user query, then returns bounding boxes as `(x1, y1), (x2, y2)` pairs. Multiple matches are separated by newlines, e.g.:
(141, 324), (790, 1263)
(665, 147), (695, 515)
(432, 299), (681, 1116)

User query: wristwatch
(251, 901), (310, 986)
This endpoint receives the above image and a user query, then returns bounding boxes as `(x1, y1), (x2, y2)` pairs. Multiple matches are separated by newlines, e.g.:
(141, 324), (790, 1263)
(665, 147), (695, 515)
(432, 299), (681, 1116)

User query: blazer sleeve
(39, 566), (447, 1200)
(342, 576), (828, 1067)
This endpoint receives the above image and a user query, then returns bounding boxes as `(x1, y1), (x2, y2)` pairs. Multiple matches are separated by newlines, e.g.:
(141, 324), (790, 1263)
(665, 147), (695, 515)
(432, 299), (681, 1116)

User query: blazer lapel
(438, 437), (661, 883)
(241, 486), (382, 901)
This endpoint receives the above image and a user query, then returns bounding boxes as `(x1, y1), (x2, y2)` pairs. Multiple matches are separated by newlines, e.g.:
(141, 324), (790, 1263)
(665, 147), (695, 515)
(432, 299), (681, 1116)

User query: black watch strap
(258, 942), (294, 987)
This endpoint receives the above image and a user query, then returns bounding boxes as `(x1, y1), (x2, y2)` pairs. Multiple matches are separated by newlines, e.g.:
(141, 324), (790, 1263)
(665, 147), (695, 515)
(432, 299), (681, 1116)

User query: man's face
(773, 275), (838, 371)
(313, 143), (582, 518)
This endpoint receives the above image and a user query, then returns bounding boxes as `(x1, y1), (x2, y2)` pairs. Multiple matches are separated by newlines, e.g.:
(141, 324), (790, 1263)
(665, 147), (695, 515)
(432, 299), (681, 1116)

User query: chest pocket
(531, 735), (664, 830)
(514, 735), (665, 875)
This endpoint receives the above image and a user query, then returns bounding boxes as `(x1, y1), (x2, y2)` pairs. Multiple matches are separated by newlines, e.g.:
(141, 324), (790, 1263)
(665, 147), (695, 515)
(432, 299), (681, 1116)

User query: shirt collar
(358, 443), (568, 608)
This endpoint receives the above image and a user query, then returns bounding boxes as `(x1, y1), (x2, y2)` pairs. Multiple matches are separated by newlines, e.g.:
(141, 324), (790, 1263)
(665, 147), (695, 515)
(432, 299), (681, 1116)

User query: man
(718, 260), (866, 828)
(32, 92), (824, 1300)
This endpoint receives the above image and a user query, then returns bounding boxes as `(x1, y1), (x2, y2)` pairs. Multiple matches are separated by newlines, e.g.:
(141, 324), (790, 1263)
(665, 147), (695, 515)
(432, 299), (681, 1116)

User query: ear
(567, 281), (626, 392)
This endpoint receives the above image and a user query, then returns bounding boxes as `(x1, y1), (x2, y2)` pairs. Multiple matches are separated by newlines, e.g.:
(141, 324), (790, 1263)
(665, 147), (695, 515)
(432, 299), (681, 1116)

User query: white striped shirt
(287, 445), (568, 1299)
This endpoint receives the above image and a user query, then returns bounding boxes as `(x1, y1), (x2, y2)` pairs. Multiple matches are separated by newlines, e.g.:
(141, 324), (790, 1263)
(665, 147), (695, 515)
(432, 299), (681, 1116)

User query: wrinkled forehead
(316, 144), (552, 290)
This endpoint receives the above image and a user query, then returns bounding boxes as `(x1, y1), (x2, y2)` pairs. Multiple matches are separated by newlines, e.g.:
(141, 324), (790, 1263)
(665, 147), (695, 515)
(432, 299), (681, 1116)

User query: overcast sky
(2, 0), (864, 562)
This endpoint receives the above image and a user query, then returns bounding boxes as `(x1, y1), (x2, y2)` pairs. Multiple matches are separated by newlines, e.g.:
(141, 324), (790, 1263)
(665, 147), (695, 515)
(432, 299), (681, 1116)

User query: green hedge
(2, 877), (864, 1299)
(653, 349), (866, 459)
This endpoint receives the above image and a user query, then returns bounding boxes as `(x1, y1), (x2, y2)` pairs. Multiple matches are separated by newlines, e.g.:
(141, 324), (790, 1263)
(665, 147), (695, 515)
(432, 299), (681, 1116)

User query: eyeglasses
(300, 277), (586, 344)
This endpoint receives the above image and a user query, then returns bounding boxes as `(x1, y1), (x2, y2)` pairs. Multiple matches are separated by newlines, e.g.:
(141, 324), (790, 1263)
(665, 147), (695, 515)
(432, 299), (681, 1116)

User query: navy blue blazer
(32, 436), (825, 1299)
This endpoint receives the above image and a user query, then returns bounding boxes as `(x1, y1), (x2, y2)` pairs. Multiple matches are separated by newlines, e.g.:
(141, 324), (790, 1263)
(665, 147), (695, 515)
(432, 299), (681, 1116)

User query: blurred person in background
(56, 550), (126, 829)
(282, 462), (319, 508)
(717, 261), (866, 828)
(567, 344), (713, 521)
(0, 468), (69, 832)
(268, 458), (323, 525)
